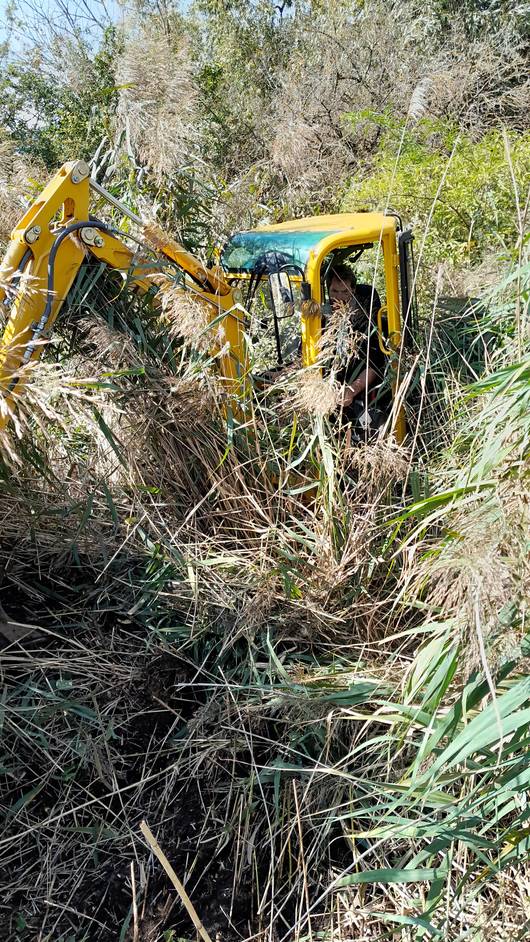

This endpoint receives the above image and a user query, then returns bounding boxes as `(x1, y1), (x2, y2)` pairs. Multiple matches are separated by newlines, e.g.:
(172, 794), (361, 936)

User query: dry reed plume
(116, 24), (199, 179)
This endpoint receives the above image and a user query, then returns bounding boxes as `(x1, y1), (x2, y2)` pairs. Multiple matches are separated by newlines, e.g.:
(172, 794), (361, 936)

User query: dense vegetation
(0, 1), (529, 940)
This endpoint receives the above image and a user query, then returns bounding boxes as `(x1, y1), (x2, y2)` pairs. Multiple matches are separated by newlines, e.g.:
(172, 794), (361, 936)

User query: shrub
(343, 116), (530, 280)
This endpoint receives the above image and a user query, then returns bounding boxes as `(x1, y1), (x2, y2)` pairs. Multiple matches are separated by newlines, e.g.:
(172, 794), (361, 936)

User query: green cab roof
(221, 212), (395, 273)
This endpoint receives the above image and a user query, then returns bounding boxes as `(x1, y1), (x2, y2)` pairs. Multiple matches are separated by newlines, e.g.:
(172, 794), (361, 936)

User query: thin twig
(130, 861), (139, 942)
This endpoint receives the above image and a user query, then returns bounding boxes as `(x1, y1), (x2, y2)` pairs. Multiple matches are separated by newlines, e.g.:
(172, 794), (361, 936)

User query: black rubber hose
(43, 220), (113, 326)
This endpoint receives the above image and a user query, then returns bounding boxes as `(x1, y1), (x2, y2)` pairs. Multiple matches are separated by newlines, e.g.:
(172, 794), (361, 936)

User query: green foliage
(189, 0), (302, 177)
(344, 116), (530, 272)
(416, 0), (529, 41)
(0, 27), (120, 167)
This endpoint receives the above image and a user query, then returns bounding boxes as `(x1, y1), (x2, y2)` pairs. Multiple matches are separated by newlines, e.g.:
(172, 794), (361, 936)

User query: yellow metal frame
(248, 212), (407, 442)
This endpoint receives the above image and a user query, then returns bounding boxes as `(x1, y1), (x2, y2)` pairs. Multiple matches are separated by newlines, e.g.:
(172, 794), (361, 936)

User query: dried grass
(428, 31), (530, 132)
(1, 270), (528, 939)
(0, 136), (46, 245)
(116, 24), (199, 179)
(266, 3), (428, 204)
(290, 369), (341, 418)
(159, 283), (215, 354)
(1, 5), (529, 932)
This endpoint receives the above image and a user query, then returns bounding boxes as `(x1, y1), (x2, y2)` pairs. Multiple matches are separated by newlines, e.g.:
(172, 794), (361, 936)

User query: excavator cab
(221, 213), (418, 442)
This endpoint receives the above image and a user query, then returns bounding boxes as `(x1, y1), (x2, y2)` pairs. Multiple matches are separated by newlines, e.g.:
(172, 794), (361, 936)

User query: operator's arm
(341, 367), (378, 406)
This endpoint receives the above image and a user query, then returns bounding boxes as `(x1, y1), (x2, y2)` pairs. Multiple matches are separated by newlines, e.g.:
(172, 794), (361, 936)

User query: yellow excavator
(0, 159), (418, 441)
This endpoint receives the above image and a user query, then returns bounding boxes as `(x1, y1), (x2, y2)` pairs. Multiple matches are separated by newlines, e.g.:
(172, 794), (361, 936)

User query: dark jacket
(336, 284), (390, 422)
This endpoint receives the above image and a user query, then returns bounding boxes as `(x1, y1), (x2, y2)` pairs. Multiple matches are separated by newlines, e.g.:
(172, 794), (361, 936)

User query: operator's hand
(340, 368), (377, 408)
(341, 386), (355, 407)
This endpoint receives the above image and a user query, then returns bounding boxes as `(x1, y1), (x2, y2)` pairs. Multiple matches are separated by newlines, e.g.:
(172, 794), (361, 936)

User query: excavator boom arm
(0, 160), (244, 430)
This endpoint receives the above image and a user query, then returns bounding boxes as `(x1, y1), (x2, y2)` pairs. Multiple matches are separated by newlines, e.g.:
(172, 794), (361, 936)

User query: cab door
(303, 226), (408, 442)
